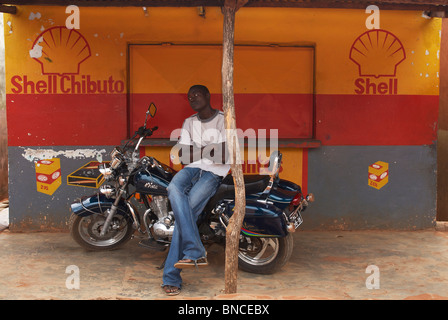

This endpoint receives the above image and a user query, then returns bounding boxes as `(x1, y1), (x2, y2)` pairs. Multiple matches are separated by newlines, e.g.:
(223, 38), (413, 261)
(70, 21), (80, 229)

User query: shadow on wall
(0, 13), (6, 200)
(0, 111), (6, 200)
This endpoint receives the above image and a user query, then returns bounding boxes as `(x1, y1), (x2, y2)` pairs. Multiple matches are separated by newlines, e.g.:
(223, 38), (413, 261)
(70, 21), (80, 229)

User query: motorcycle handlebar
(136, 126), (158, 138)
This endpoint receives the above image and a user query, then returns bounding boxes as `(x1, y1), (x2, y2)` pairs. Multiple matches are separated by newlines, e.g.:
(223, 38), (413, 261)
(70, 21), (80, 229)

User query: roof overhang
(0, 0), (447, 15)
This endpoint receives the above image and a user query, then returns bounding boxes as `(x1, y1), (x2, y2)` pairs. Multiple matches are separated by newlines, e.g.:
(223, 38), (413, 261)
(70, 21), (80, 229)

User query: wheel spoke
(239, 237), (279, 266)
(78, 213), (129, 247)
(254, 239), (269, 260)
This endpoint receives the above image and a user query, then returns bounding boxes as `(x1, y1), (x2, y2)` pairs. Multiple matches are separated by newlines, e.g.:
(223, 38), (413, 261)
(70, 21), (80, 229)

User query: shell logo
(349, 29), (406, 78)
(30, 26), (91, 76)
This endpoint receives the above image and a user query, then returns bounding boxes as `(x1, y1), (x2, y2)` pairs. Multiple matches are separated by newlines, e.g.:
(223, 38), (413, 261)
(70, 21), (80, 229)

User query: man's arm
(202, 142), (228, 164)
(172, 142), (228, 165)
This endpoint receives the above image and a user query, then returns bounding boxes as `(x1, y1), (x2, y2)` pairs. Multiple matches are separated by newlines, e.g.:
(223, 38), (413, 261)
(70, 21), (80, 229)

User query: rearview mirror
(148, 102), (157, 118)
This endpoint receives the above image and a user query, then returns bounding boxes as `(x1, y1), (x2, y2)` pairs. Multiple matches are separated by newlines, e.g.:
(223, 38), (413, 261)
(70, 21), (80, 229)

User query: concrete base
(436, 221), (448, 231)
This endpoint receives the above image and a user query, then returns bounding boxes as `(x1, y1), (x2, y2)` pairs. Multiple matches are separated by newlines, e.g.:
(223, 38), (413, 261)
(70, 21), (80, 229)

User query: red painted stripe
(315, 94), (439, 146)
(130, 93), (314, 139)
(6, 93), (439, 147)
(6, 94), (127, 146)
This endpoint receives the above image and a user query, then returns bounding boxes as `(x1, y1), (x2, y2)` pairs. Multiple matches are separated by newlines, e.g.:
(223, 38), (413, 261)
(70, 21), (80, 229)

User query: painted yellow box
(369, 175), (389, 190)
(67, 161), (107, 189)
(368, 161), (389, 190)
(369, 161), (388, 175)
(37, 177), (62, 195)
(35, 158), (62, 195)
(35, 158), (61, 175)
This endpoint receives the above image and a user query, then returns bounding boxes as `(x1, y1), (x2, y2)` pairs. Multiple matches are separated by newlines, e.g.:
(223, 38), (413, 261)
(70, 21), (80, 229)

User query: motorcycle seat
(203, 174), (270, 214)
(214, 174), (270, 199)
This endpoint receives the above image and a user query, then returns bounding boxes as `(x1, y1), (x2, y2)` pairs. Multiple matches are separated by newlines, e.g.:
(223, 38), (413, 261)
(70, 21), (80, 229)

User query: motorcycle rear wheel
(238, 233), (294, 274)
(69, 212), (134, 251)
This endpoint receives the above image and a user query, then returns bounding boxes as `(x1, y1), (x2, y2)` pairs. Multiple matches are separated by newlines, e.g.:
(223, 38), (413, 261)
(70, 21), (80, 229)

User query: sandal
(162, 285), (181, 296)
(174, 257), (208, 269)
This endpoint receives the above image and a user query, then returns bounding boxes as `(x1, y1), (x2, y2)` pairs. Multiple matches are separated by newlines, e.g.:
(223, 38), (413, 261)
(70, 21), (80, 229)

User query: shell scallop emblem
(349, 29), (406, 78)
(30, 26), (91, 75)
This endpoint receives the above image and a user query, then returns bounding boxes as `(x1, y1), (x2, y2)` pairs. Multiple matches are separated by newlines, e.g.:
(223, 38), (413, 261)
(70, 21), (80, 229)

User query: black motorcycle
(69, 103), (314, 274)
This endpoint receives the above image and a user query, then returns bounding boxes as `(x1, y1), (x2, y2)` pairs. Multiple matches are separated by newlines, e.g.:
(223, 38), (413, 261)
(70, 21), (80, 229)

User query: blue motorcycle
(69, 104), (314, 274)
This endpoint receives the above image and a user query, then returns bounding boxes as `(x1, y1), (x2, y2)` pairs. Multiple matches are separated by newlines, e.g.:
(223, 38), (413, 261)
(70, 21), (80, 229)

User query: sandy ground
(1, 229), (448, 300)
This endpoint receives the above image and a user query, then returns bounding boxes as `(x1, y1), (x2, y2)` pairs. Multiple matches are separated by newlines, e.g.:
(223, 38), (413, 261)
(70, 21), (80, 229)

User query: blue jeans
(162, 167), (222, 288)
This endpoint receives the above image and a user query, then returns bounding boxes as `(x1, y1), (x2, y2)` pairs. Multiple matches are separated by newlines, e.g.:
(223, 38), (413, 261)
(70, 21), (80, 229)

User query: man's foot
(162, 285), (181, 296)
(174, 257), (208, 269)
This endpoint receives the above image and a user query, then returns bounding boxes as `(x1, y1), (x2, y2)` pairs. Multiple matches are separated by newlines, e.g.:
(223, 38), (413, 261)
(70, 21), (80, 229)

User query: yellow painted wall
(4, 6), (441, 95)
(3, 6), (442, 190)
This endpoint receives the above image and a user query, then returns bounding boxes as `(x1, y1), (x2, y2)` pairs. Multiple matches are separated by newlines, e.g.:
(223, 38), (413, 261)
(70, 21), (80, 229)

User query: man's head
(188, 85), (211, 112)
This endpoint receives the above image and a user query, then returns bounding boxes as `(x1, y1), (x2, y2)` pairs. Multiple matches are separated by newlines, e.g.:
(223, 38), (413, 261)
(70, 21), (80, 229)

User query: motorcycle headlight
(110, 155), (124, 170)
(99, 184), (116, 198)
(110, 147), (123, 158)
(99, 163), (113, 180)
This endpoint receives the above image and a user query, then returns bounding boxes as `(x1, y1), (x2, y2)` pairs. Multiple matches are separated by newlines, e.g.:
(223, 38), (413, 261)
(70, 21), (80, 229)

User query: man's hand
(202, 142), (228, 164)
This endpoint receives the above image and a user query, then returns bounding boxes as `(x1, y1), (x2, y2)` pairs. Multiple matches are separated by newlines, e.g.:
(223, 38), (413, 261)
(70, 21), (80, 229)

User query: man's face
(188, 88), (209, 112)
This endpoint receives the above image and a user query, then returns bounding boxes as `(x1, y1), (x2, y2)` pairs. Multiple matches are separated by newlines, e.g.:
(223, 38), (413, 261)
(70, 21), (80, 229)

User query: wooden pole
(222, 0), (247, 294)
(437, 18), (448, 222)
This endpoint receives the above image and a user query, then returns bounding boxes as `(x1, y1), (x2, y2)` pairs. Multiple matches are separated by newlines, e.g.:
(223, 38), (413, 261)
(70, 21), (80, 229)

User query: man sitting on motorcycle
(162, 84), (230, 296)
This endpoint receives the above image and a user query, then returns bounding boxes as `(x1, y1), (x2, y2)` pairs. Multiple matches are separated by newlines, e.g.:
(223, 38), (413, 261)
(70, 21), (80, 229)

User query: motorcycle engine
(150, 196), (174, 238)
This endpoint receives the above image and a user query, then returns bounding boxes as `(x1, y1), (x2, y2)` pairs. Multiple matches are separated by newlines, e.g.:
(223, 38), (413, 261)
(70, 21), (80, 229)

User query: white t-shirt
(177, 110), (230, 177)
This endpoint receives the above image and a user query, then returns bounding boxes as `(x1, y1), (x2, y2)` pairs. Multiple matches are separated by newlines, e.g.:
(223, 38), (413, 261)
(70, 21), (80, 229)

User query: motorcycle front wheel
(238, 233), (294, 274)
(69, 212), (134, 251)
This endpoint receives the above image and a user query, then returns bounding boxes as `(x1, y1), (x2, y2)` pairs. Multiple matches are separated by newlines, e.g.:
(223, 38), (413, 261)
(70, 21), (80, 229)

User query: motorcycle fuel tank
(133, 168), (170, 196)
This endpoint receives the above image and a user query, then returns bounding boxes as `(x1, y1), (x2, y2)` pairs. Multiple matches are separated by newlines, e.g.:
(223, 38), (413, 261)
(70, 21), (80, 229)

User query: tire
(238, 233), (294, 274)
(69, 212), (134, 251)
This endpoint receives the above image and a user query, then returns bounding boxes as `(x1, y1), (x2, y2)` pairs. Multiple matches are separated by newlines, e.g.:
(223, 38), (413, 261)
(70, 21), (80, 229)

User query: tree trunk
(221, 0), (247, 294)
